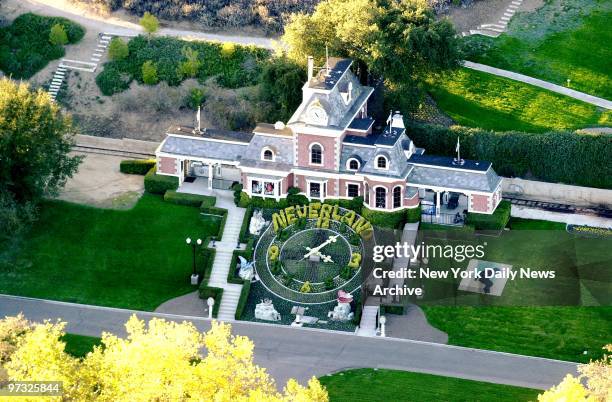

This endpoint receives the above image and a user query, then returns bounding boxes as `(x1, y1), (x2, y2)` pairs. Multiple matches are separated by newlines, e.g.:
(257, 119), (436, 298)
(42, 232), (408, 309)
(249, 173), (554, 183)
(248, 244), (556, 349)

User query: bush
(235, 280), (251, 320)
(119, 159), (156, 175)
(0, 13), (84, 78)
(144, 167), (178, 194)
(406, 206), (421, 223)
(178, 46), (201, 78)
(139, 11), (159, 34)
(466, 200), (511, 231)
(164, 191), (215, 208)
(49, 23), (68, 45)
(142, 60), (159, 85)
(362, 206), (409, 229)
(324, 196), (364, 213)
(238, 205), (254, 243)
(95, 66), (131, 95)
(300, 281), (312, 293)
(108, 37), (129, 60)
(198, 286), (223, 318)
(324, 276), (334, 290)
(185, 87), (205, 109)
(408, 122), (612, 189)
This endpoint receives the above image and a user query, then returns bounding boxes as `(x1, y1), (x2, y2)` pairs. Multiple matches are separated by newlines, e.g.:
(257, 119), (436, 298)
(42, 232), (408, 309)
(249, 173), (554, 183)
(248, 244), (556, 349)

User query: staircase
(356, 305), (379, 337)
(461, 0), (523, 38)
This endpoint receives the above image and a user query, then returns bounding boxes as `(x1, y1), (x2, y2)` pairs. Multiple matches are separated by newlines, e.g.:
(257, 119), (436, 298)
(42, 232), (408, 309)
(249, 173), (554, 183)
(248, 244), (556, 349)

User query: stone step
(101, 35), (112, 40)
(54, 71), (65, 76)
(511, 0), (522, 4)
(481, 23), (506, 29)
(503, 12), (514, 17)
(508, 4), (519, 9)
(500, 16), (510, 21)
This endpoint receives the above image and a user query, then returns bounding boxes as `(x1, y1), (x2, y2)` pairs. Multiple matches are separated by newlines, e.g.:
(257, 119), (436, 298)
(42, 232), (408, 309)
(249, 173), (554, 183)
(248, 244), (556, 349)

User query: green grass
(0, 13), (85, 78)
(418, 218), (611, 363)
(62, 334), (102, 358)
(319, 369), (541, 402)
(427, 68), (611, 132)
(465, 0), (612, 99)
(0, 194), (220, 311)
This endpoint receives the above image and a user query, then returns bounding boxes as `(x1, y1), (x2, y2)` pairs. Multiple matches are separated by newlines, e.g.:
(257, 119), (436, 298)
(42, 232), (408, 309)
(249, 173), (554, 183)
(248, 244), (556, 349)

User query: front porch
(420, 190), (468, 226)
(183, 160), (239, 191)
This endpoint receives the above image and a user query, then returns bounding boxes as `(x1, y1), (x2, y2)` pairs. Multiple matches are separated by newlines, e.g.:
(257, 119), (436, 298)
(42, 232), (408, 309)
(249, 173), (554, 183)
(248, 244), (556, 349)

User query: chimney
(391, 111), (404, 129)
(307, 56), (314, 82)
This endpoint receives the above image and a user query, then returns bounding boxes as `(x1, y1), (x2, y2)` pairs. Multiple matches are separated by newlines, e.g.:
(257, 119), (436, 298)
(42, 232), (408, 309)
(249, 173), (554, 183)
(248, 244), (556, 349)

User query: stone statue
(238, 255), (255, 281)
(255, 298), (281, 321)
(327, 290), (354, 321)
(249, 210), (268, 236)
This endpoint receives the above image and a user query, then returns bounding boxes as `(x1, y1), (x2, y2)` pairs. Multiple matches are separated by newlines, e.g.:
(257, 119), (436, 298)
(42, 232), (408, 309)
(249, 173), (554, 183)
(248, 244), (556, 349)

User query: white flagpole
(197, 106), (201, 132)
(455, 137), (461, 162)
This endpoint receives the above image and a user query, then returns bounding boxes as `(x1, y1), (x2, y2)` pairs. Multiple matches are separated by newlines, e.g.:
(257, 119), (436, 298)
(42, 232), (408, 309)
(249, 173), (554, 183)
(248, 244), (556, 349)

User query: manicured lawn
(0, 13), (85, 78)
(318, 368), (541, 402)
(427, 68), (611, 132)
(465, 0), (612, 99)
(62, 334), (102, 358)
(418, 218), (611, 363)
(0, 194), (220, 311)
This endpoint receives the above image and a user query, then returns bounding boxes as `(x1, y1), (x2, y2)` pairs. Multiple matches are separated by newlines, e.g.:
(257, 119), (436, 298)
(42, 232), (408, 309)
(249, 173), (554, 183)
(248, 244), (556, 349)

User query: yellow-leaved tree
(538, 345), (611, 402)
(1, 315), (328, 401)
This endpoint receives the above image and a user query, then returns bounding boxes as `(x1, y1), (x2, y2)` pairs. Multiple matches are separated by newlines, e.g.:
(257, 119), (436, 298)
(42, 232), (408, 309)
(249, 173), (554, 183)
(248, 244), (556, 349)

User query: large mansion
(155, 57), (502, 216)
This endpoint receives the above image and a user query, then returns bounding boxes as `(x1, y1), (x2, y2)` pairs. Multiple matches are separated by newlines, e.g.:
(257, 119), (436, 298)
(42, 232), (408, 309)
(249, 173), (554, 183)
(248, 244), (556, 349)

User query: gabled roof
(166, 125), (253, 143)
(159, 135), (248, 162)
(408, 154), (491, 172)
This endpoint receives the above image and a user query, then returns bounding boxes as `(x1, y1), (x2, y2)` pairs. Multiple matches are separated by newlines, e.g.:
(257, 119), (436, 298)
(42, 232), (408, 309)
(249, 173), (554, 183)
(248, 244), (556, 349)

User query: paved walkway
(464, 61), (612, 109)
(177, 182), (246, 321)
(0, 294), (578, 390)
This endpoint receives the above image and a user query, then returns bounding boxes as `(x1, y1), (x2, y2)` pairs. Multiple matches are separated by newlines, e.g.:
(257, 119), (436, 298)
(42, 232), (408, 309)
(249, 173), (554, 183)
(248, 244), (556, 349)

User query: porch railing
(421, 212), (464, 226)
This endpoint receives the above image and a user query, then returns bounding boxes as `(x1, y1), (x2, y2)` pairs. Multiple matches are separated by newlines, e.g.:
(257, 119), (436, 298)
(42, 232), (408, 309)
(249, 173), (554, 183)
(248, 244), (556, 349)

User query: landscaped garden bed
(0, 194), (222, 311)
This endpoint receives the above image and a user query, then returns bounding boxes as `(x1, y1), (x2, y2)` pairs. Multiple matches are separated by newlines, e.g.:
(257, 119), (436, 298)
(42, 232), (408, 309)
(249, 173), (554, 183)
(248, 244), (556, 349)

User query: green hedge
(198, 244), (222, 318)
(144, 167), (178, 194)
(228, 241), (255, 285)
(406, 206), (421, 223)
(362, 207), (409, 229)
(120, 159), (156, 175)
(164, 191), (216, 208)
(0, 13), (85, 79)
(238, 205), (254, 243)
(235, 280), (251, 320)
(237, 192), (290, 209)
(380, 305), (406, 315)
(407, 123), (612, 189)
(324, 196), (364, 213)
(198, 286), (223, 318)
(200, 205), (228, 240)
(466, 200), (511, 231)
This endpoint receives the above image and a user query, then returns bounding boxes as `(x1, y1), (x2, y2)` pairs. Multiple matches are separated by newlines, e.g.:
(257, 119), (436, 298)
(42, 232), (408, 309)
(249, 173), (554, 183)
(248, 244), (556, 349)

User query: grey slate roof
(308, 58), (353, 90)
(348, 117), (374, 131)
(407, 165), (501, 193)
(408, 154), (491, 172)
(166, 126), (253, 143)
(160, 135), (247, 161)
(242, 134), (294, 165)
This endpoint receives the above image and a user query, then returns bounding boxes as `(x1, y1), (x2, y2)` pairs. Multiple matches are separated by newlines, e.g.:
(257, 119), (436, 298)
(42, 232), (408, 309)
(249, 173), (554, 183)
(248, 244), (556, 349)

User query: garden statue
(249, 210), (268, 236)
(327, 290), (354, 321)
(237, 255), (255, 281)
(255, 298), (281, 321)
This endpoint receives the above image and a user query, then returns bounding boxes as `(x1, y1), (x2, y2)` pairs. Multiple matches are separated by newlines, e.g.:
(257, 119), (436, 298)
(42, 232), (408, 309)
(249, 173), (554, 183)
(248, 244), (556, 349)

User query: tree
(108, 37), (129, 61)
(0, 79), (81, 237)
(1, 315), (329, 401)
(282, 0), (461, 113)
(177, 46), (201, 78)
(259, 56), (306, 122)
(139, 11), (159, 35)
(49, 23), (68, 46)
(538, 345), (611, 401)
(141, 60), (159, 85)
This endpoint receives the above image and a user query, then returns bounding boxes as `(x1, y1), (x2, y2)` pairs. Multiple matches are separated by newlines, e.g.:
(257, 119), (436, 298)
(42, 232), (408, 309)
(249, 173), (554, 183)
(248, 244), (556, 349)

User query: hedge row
(407, 123), (612, 189)
(238, 205), (254, 243)
(228, 240), (255, 285)
(120, 159), (156, 175)
(198, 286), (223, 318)
(144, 167), (178, 194)
(235, 280), (251, 320)
(164, 190), (216, 208)
(361, 206), (421, 230)
(466, 200), (511, 231)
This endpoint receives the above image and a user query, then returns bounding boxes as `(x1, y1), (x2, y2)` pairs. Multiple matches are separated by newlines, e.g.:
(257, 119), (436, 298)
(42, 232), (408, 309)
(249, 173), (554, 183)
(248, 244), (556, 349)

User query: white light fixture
(186, 237), (191, 244)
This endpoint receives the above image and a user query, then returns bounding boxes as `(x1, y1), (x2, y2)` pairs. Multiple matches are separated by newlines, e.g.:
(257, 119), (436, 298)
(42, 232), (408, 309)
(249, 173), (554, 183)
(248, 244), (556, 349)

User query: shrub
(324, 196), (364, 213)
(139, 11), (159, 35)
(340, 266), (353, 280)
(198, 286), (223, 318)
(287, 187), (309, 206)
(144, 167), (178, 194)
(185, 87), (205, 110)
(49, 23), (68, 45)
(466, 200), (511, 230)
(119, 159), (155, 175)
(220, 42), (236, 58)
(362, 206), (409, 229)
(164, 191), (215, 207)
(324, 276), (334, 290)
(234, 280), (251, 320)
(0, 13), (84, 78)
(178, 46), (201, 78)
(406, 206), (421, 223)
(95, 66), (131, 95)
(300, 281), (312, 293)
(238, 205), (254, 243)
(408, 122), (612, 189)
(108, 37), (129, 60)
(142, 60), (158, 85)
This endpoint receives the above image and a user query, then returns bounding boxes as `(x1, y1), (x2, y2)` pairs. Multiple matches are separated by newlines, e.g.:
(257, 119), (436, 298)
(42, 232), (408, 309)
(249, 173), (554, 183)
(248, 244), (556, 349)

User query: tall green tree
(108, 37), (129, 61)
(259, 57), (306, 122)
(49, 23), (68, 46)
(0, 79), (81, 236)
(139, 12), (159, 36)
(282, 0), (461, 113)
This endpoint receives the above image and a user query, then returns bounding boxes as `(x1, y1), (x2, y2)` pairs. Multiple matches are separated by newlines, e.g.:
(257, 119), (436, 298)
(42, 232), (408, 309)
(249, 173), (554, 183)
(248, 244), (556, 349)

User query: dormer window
(341, 81), (353, 105)
(376, 155), (388, 170)
(347, 158), (360, 171)
(261, 147), (275, 161)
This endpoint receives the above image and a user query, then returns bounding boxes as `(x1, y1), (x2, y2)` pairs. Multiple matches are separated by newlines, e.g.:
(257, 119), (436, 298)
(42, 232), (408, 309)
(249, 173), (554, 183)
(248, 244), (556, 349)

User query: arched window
(375, 187), (387, 209)
(261, 147), (274, 161)
(347, 158), (360, 171)
(393, 186), (402, 208)
(376, 155), (388, 169)
(310, 143), (323, 165)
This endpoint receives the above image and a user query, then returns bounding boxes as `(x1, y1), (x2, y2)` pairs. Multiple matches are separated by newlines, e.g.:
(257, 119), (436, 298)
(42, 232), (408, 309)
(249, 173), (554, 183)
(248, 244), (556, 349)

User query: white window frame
(346, 158), (360, 171)
(346, 182), (360, 198)
(374, 185), (387, 209)
(306, 179), (327, 200)
(309, 142), (324, 166)
(392, 185), (403, 209)
(261, 147), (275, 162)
(247, 176), (281, 200)
(376, 155), (389, 170)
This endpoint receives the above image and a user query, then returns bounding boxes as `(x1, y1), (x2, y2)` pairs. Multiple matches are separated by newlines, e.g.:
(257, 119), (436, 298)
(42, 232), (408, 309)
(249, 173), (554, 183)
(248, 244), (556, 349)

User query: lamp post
(186, 237), (202, 285)
(379, 315), (387, 337)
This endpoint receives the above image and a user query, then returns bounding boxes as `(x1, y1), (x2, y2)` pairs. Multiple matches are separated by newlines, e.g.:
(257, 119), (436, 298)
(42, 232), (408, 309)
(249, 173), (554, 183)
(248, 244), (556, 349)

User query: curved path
(464, 61), (612, 109)
(0, 294), (578, 390)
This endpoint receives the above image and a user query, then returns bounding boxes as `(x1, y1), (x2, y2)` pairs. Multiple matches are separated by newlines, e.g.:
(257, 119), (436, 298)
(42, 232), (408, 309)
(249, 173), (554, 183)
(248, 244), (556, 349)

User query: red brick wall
(470, 194), (490, 213)
(282, 173), (294, 195)
(404, 191), (419, 207)
(295, 133), (337, 170)
(158, 156), (177, 175)
(339, 179), (362, 197)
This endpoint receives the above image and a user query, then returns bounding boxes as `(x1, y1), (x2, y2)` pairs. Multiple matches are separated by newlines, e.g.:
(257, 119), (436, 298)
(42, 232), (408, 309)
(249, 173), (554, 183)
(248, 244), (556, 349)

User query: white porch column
(436, 191), (441, 217)
(208, 163), (213, 190)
